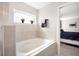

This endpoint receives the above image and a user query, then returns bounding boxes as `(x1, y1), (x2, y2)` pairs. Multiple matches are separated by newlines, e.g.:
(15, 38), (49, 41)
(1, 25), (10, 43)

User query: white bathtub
(16, 38), (56, 56)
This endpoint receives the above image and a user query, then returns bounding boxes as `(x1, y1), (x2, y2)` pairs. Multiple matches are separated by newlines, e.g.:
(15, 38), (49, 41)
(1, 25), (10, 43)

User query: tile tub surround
(2, 25), (16, 56)
(15, 24), (37, 42)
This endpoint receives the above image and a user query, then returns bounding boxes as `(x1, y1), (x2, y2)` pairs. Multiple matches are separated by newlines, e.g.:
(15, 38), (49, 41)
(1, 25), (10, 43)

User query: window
(14, 9), (36, 24)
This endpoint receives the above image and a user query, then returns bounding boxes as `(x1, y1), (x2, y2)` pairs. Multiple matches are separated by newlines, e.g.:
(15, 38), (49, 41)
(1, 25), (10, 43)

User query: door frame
(57, 2), (71, 55)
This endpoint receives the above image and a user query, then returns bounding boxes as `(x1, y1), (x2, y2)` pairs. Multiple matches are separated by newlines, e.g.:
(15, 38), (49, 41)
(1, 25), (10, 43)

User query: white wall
(60, 3), (79, 32)
(38, 2), (65, 40)
(61, 19), (79, 32)
(38, 2), (65, 55)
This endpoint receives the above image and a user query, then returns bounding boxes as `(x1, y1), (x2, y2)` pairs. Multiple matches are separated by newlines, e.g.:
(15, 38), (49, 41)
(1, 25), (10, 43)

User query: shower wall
(15, 24), (37, 42)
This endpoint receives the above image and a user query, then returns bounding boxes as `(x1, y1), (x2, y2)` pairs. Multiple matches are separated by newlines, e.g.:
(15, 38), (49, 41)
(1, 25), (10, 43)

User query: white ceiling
(24, 2), (52, 9)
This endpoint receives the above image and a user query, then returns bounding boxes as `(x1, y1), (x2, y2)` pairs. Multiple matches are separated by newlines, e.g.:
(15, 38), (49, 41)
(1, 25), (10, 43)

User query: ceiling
(24, 2), (52, 9)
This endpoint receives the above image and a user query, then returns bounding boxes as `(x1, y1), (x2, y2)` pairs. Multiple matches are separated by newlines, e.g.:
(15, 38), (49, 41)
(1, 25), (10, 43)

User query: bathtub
(16, 38), (56, 56)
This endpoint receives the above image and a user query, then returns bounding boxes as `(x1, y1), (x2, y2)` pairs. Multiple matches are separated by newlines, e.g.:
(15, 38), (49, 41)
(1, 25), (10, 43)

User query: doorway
(59, 2), (79, 56)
